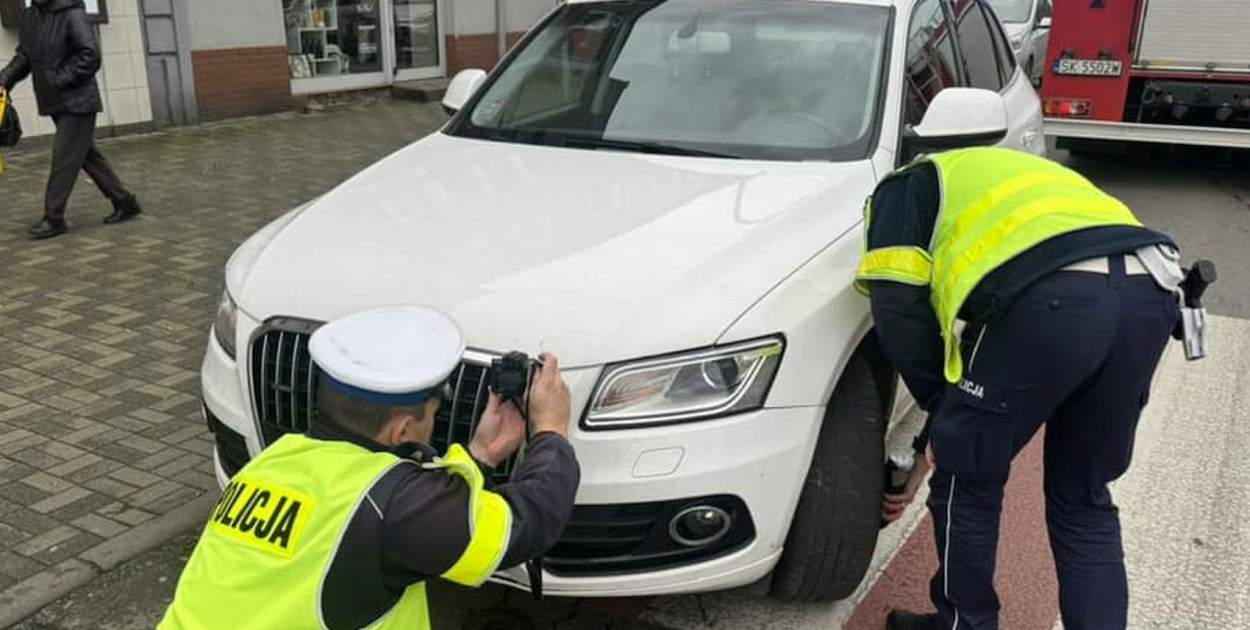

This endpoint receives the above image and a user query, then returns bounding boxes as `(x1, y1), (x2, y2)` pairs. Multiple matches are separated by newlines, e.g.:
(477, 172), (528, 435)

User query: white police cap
(309, 305), (465, 405)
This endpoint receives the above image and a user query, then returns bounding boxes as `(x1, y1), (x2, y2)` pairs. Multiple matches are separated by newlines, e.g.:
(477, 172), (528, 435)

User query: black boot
(104, 195), (142, 224)
(885, 610), (943, 630)
(28, 218), (68, 240)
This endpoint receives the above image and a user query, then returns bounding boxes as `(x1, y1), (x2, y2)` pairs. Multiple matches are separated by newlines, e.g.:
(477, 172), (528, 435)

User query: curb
(0, 560), (95, 630)
(0, 492), (218, 629)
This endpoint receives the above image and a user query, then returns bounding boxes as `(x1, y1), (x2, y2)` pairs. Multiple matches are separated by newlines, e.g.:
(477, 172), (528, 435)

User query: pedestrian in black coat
(0, 0), (142, 240)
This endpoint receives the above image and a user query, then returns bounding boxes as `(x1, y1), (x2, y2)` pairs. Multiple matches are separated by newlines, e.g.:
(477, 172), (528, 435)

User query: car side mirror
(903, 88), (1009, 159)
(442, 69), (487, 116)
(1037, 16), (1052, 29)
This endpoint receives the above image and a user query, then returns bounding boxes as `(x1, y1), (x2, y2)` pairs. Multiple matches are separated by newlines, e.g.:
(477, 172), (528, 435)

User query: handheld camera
(487, 351), (543, 401)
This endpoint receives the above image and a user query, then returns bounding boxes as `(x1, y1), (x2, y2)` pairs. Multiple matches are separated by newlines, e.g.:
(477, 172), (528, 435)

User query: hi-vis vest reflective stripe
(855, 147), (1143, 383)
(159, 435), (513, 630)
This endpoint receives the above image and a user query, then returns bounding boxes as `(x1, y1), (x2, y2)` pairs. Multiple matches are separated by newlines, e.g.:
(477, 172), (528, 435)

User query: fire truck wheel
(769, 353), (886, 602)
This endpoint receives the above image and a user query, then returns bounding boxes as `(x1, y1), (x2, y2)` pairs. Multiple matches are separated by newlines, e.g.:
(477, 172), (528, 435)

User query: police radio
(1175, 260), (1217, 361)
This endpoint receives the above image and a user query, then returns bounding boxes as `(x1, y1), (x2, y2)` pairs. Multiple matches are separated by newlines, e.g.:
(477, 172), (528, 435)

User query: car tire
(769, 353), (886, 602)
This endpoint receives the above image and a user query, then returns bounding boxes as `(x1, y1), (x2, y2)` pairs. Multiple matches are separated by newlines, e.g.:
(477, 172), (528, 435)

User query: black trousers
(926, 256), (1180, 630)
(45, 114), (131, 222)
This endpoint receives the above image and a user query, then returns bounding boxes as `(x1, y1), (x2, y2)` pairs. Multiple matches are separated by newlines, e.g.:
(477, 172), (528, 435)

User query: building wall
(186, 0), (285, 51)
(2, 0), (565, 133)
(445, 0), (557, 74)
(186, 0), (291, 121)
(504, 0), (557, 33)
(0, 0), (153, 138)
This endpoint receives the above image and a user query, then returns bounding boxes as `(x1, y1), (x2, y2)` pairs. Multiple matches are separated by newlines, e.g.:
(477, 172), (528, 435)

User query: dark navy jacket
(866, 163), (1173, 451)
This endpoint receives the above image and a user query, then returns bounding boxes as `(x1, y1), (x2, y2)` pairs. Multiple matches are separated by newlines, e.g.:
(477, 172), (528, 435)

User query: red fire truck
(1041, 0), (1250, 149)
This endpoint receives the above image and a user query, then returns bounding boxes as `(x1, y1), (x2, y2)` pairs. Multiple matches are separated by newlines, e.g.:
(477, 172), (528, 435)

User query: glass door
(391, 0), (445, 81)
(284, 0), (388, 94)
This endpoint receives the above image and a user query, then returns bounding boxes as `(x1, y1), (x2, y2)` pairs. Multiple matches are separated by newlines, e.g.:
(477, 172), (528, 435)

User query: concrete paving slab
(1116, 314), (1250, 629)
(0, 100), (452, 626)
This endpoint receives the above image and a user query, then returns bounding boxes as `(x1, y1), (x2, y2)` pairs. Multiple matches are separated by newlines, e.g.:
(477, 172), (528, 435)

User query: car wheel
(769, 353), (886, 602)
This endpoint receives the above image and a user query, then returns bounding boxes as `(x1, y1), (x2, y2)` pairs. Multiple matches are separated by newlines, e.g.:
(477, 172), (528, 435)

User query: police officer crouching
(159, 305), (580, 629)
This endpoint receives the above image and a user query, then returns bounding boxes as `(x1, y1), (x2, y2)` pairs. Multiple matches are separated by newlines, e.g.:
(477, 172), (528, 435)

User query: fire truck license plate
(1054, 59), (1123, 77)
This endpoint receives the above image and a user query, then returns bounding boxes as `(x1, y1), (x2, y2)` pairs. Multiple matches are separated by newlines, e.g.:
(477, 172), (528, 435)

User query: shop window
(394, 0), (439, 71)
(283, 0), (383, 79)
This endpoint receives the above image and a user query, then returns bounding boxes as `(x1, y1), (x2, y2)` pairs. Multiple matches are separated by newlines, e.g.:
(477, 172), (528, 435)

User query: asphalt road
(1058, 144), (1250, 319)
(10, 145), (1250, 630)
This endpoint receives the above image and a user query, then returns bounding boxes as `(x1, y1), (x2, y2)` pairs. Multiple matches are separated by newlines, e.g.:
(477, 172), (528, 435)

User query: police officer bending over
(160, 305), (580, 629)
(862, 148), (1193, 630)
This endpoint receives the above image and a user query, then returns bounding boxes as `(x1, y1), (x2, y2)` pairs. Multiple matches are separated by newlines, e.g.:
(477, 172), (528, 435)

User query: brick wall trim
(192, 46), (294, 121)
(189, 31), (535, 121)
(446, 32), (529, 76)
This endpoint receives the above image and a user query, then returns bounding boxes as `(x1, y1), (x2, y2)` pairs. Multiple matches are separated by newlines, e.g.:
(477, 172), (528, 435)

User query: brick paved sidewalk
(0, 100), (450, 625)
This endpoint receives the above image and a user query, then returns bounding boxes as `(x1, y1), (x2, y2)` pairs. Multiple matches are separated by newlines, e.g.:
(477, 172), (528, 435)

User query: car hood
(235, 134), (874, 367)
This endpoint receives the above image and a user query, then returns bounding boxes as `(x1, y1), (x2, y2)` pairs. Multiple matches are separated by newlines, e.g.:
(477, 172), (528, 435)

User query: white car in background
(203, 0), (1044, 602)
(988, 0), (1052, 85)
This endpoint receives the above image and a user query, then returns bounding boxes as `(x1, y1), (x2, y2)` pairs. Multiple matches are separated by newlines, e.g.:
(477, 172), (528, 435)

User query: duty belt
(1063, 247), (1208, 361)
(1061, 254), (1151, 276)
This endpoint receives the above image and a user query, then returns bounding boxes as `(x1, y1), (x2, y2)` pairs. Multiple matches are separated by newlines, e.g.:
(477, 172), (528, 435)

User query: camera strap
(526, 557), (545, 600)
(519, 379), (545, 600)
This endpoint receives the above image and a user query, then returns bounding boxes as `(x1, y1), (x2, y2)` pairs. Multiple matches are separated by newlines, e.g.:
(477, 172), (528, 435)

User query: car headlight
(585, 337), (784, 429)
(213, 290), (239, 360)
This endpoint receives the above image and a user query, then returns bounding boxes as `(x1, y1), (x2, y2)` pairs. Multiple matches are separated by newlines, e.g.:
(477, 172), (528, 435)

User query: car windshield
(447, 0), (890, 161)
(987, 0), (1033, 23)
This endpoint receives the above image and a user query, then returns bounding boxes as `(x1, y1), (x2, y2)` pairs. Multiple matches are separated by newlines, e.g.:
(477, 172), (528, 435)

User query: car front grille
(249, 319), (514, 484)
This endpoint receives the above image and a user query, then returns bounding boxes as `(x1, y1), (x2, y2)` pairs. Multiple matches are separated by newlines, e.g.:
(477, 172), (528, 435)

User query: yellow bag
(0, 91), (7, 176)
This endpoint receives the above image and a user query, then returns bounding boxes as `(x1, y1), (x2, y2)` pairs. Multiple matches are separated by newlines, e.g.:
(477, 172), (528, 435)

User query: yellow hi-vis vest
(159, 434), (513, 630)
(855, 147), (1143, 384)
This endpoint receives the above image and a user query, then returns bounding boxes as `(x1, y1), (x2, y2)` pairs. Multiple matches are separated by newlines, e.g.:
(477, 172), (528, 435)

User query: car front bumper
(202, 323), (826, 597)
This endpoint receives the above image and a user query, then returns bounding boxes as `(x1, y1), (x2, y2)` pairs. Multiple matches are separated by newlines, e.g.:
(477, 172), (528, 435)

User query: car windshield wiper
(558, 134), (742, 159)
(467, 127), (740, 159)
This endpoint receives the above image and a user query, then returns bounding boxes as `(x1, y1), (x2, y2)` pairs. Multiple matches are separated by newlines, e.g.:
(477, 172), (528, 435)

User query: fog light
(669, 505), (732, 547)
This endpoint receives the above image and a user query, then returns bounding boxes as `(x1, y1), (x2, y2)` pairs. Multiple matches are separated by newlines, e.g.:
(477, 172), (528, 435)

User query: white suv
(987, 0), (1052, 85)
(203, 0), (1043, 602)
